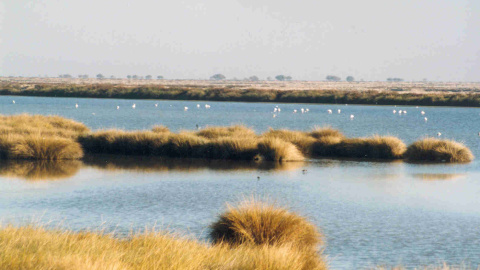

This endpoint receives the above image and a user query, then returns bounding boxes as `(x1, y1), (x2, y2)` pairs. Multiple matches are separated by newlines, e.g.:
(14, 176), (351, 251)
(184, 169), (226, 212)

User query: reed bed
(0, 200), (327, 270)
(0, 115), (474, 163)
(2, 80), (480, 107)
(405, 138), (474, 163)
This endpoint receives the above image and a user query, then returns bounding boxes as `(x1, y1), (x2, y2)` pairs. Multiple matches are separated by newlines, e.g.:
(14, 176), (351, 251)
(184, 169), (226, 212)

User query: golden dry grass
(405, 138), (474, 163)
(195, 125), (256, 139)
(0, 134), (84, 160)
(151, 125), (170, 133)
(210, 200), (321, 249)
(0, 225), (327, 270)
(0, 114), (89, 139)
(258, 137), (305, 161)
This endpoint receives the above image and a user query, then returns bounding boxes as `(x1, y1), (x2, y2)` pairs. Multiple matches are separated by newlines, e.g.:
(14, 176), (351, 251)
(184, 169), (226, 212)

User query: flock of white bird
(10, 99), (480, 137)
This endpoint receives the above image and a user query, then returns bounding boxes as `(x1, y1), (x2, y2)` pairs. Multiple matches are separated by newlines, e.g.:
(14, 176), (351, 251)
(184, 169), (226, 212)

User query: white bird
(184, 106), (188, 111)
(155, 103), (158, 107)
(301, 108), (305, 113)
(12, 100), (15, 104)
(424, 117), (428, 121)
(75, 103), (78, 108)
(350, 114), (354, 119)
(278, 108), (281, 112)
(337, 109), (341, 114)
(437, 132), (442, 137)
(197, 104), (200, 108)
(305, 108), (309, 112)
(393, 110), (397, 114)
(416, 106), (419, 108)
(398, 110), (403, 114)
(327, 109), (332, 114)
(91, 113), (95, 115)
(274, 108), (278, 112)
(116, 106), (120, 110)
(132, 104), (136, 109)
(403, 111), (407, 114)
(273, 114), (276, 118)
(421, 111), (425, 115)
(293, 109), (297, 113)
(205, 104), (210, 109)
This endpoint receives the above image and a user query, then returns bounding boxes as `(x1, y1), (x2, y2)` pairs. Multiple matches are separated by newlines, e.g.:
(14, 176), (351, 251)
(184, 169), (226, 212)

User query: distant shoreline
(2, 78), (480, 107)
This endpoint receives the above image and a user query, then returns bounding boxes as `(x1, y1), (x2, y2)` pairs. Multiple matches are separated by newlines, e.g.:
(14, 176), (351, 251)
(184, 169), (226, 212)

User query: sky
(0, 0), (479, 81)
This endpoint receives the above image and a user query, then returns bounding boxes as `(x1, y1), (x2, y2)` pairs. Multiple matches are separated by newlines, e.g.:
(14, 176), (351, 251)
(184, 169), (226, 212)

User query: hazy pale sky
(0, 0), (479, 81)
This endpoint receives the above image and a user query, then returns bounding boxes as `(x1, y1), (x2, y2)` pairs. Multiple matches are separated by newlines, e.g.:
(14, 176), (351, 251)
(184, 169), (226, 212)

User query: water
(1, 96), (480, 269)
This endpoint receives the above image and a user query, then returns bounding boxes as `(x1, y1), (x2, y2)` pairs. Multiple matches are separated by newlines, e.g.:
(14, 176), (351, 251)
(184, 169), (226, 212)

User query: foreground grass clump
(405, 138), (474, 163)
(0, 199), (327, 270)
(210, 200), (321, 249)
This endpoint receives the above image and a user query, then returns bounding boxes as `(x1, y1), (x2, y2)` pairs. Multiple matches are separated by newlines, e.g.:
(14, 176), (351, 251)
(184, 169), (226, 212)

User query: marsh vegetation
(0, 115), (473, 163)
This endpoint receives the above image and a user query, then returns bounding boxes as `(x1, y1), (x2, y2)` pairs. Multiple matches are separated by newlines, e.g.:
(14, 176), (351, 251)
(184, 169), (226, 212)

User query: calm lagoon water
(1, 96), (480, 269)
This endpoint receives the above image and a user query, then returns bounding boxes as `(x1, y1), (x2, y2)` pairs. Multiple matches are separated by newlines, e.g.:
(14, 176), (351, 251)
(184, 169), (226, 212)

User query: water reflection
(82, 155), (305, 173)
(0, 160), (81, 180)
(412, 173), (466, 181)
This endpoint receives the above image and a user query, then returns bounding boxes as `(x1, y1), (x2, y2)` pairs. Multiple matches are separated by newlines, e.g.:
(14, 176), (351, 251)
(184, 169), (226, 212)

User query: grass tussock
(151, 125), (170, 133)
(405, 138), (474, 163)
(309, 126), (344, 140)
(0, 199), (328, 270)
(210, 199), (321, 251)
(0, 225), (327, 270)
(0, 114), (89, 139)
(0, 134), (83, 160)
(195, 125), (256, 139)
(258, 137), (305, 161)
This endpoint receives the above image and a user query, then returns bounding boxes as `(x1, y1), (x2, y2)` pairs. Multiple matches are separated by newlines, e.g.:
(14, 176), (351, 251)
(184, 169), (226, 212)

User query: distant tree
(326, 75), (341, 81)
(346, 76), (355, 82)
(275, 75), (286, 81)
(285, 76), (292, 81)
(132, 75), (139, 79)
(127, 75), (132, 79)
(157, 75), (164, 80)
(210, 74), (226, 80)
(59, 74), (72, 78)
(145, 75), (152, 80)
(110, 75), (116, 79)
(387, 77), (404, 82)
(78, 74), (89, 79)
(249, 75), (259, 81)
(96, 73), (105, 79)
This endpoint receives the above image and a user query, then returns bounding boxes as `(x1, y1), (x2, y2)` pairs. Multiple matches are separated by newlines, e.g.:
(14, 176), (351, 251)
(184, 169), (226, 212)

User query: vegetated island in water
(2, 78), (480, 107)
(0, 114), (474, 163)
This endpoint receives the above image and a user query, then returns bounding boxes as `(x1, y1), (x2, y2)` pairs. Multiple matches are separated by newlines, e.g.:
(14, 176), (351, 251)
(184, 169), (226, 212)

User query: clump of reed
(209, 199), (321, 249)
(262, 129), (317, 154)
(405, 138), (474, 163)
(0, 199), (327, 270)
(0, 134), (83, 160)
(0, 114), (89, 139)
(258, 137), (305, 161)
(195, 125), (256, 139)
(312, 135), (406, 159)
(151, 125), (170, 133)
